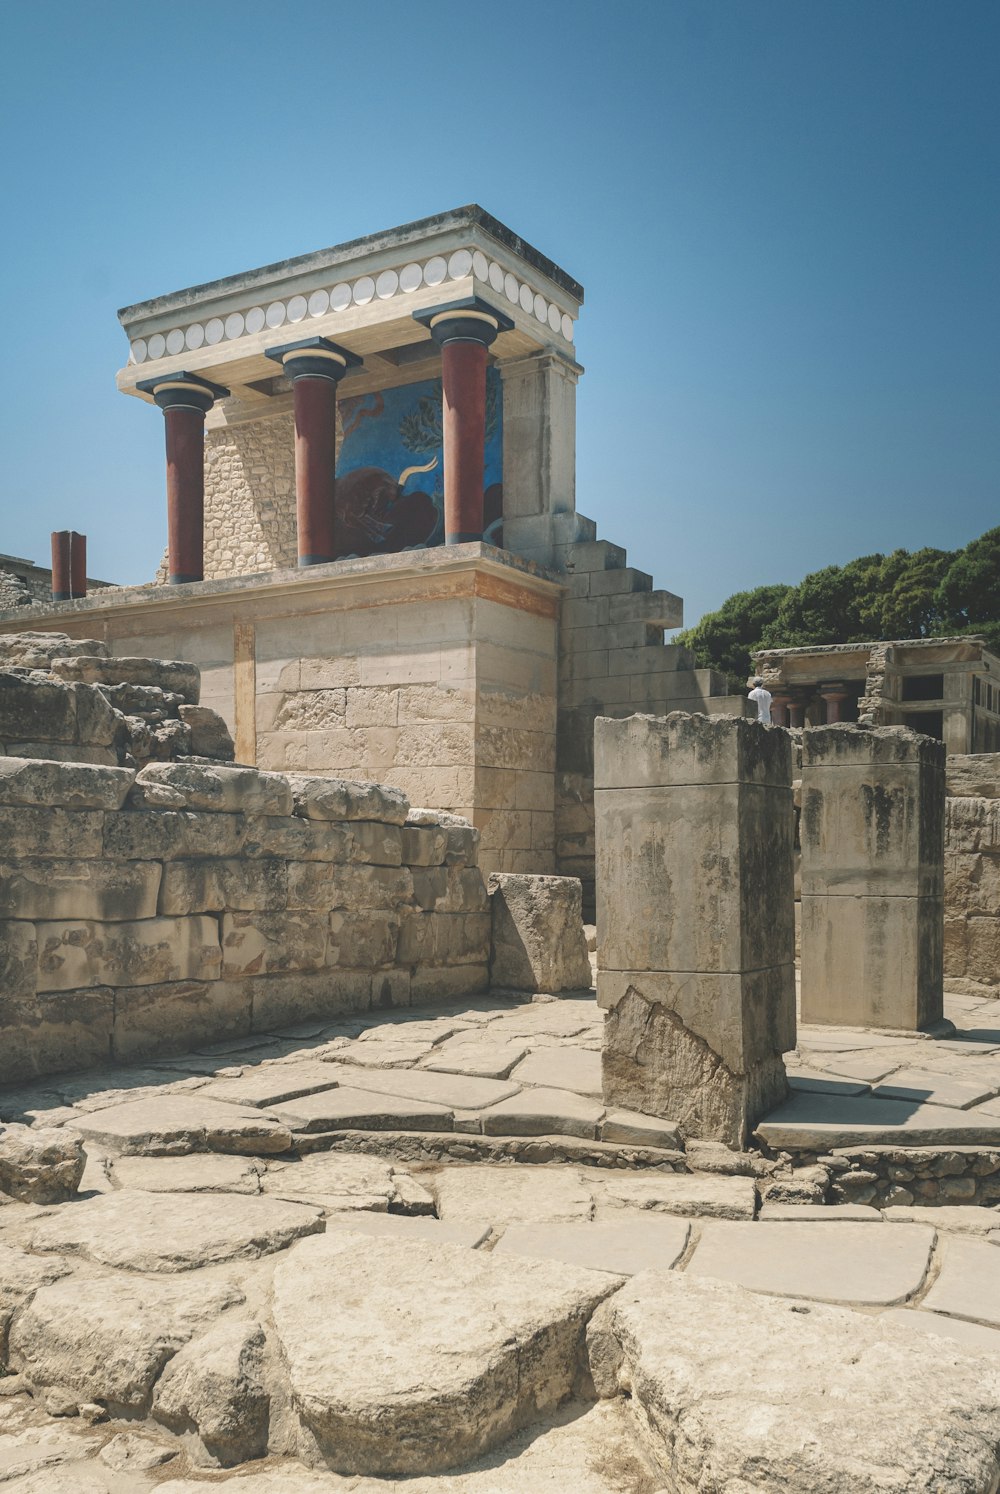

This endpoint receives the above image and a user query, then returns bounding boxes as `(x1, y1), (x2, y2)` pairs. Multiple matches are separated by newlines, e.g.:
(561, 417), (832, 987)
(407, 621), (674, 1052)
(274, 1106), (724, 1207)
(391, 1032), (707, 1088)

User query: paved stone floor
(1, 985), (1000, 1489)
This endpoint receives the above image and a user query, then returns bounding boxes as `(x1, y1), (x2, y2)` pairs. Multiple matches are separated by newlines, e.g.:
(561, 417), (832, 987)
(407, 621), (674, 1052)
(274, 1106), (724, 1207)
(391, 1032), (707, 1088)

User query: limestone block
(0, 919), (37, 1011)
(0, 632), (106, 668)
(247, 969), (376, 1031)
(221, 912), (327, 976)
(243, 814), (350, 862)
(801, 893), (944, 1029)
(111, 979), (253, 1063)
(944, 850), (1000, 914)
(105, 810), (248, 860)
(328, 909), (399, 969)
(177, 704), (235, 761)
(271, 1231), (616, 1474)
(0, 859), (161, 922)
(400, 824), (448, 865)
(0, 988), (114, 1084)
(0, 673), (76, 743)
(800, 726), (945, 897)
(0, 805), (104, 858)
(397, 911), (491, 966)
(489, 873), (592, 992)
(409, 962), (490, 1003)
(287, 774), (409, 824)
(134, 762), (292, 816)
(67, 1093), (293, 1156)
(36, 915), (222, 992)
(410, 866), (489, 914)
(345, 686), (398, 728)
(158, 858), (286, 915)
(283, 860), (336, 909)
(53, 654), (200, 703)
(152, 1317), (268, 1466)
(944, 915), (1000, 988)
(271, 688), (347, 730)
(587, 1272), (1000, 1493)
(0, 757), (134, 810)
(0, 1124), (84, 1203)
(946, 796), (1000, 852)
(445, 823), (480, 865)
(350, 822), (404, 866)
(3, 738), (119, 765)
(947, 754), (1000, 799)
(326, 864), (414, 910)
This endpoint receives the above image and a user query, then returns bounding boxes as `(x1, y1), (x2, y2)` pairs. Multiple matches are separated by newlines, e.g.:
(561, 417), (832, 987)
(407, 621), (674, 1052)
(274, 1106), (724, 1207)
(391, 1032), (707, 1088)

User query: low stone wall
(772, 1146), (1000, 1208)
(0, 758), (489, 1084)
(944, 795), (1000, 995)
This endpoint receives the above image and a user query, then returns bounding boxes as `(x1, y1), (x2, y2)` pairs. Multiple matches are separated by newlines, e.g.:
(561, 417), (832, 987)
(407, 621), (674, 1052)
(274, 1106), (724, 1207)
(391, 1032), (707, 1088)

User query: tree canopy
(677, 528), (1000, 686)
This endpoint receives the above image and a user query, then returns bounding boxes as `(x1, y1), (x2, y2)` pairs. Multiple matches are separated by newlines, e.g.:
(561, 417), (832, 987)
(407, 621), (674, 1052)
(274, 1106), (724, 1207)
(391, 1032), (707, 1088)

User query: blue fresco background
(337, 369), (503, 551)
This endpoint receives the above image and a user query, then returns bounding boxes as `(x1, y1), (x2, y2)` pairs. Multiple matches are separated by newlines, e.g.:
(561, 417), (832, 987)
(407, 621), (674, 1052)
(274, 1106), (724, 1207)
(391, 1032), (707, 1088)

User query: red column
(770, 693), (791, 728)
(164, 406), (206, 583)
(293, 377), (338, 564)
(441, 338), (488, 544)
(50, 531), (86, 601)
(788, 700), (805, 728)
(821, 689), (848, 723)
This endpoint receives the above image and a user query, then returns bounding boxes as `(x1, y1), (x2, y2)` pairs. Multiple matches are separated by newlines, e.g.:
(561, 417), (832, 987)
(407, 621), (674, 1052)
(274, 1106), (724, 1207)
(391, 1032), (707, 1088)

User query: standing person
(748, 677), (772, 724)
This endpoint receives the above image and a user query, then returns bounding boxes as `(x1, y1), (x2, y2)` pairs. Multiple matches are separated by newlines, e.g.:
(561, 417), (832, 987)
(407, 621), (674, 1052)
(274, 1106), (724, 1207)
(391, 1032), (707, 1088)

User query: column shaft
(293, 376), (338, 565)
(441, 339), (488, 543)
(164, 406), (206, 584)
(50, 531), (86, 601)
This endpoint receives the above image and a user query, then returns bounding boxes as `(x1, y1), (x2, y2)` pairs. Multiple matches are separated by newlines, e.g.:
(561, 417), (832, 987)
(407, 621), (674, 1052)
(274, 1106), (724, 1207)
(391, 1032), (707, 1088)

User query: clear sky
(1, 0), (996, 625)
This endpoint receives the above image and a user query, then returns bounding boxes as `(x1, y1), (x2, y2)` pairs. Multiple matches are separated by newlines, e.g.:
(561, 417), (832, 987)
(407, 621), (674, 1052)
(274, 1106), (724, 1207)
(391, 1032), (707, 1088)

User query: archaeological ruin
(0, 207), (999, 1492)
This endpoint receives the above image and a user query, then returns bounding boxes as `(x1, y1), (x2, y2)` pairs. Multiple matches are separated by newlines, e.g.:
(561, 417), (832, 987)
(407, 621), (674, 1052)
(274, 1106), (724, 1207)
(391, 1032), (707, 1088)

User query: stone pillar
(799, 724), (945, 1030)
(265, 336), (362, 566)
(770, 693), (791, 728)
(820, 684), (848, 723)
(50, 531), (86, 601)
(498, 352), (581, 563)
(137, 372), (229, 584)
(415, 298), (514, 545)
(595, 712), (796, 1148)
(788, 698), (806, 728)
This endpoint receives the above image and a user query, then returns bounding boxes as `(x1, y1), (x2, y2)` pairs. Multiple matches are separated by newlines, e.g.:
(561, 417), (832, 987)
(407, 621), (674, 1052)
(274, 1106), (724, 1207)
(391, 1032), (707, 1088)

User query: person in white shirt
(748, 677), (772, 725)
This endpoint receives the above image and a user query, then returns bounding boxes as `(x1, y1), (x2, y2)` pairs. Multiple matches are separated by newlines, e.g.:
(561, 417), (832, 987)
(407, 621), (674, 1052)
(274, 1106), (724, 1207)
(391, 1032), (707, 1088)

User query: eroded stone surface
(152, 1316), (268, 1466)
(0, 1125), (84, 1204)
(67, 1097), (293, 1156)
(433, 1165), (594, 1225)
(271, 1230), (615, 1474)
(495, 1216), (689, 1276)
(594, 1172), (756, 1221)
(922, 1236), (1000, 1326)
(588, 1273), (1000, 1492)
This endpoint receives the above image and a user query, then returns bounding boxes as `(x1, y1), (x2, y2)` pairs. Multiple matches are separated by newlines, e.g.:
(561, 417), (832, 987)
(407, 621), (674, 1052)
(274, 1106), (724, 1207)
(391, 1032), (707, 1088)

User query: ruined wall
(0, 758), (489, 1085)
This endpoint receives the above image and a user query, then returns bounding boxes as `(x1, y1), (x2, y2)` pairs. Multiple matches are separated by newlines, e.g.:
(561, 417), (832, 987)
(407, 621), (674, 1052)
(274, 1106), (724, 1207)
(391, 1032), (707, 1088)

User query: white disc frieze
(375, 269), (399, 299)
(353, 276), (375, 305)
(147, 333), (166, 359)
(399, 262), (422, 293)
(205, 318), (224, 344)
(330, 283), (351, 311)
(423, 256), (447, 286)
(504, 272), (519, 303)
(448, 249), (473, 279)
(166, 328), (185, 355)
(245, 306), (266, 334)
(265, 301), (287, 328)
(287, 295), (307, 323)
(547, 303), (561, 332)
(561, 313), (574, 341)
(131, 339), (147, 363)
(308, 289), (330, 317)
(185, 323), (205, 350)
(473, 250), (490, 281)
(489, 261), (505, 292)
(224, 314), (245, 341)
(533, 293), (547, 322)
(518, 283), (534, 313)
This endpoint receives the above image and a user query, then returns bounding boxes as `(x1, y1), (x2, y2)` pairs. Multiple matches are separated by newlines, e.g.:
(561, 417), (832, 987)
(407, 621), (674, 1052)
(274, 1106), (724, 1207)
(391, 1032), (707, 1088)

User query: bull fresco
(335, 370), (503, 557)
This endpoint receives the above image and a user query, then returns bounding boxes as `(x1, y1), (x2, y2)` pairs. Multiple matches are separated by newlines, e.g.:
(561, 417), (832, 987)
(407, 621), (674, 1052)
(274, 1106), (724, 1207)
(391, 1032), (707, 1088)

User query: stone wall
(944, 794), (1000, 996)
(0, 758), (489, 1085)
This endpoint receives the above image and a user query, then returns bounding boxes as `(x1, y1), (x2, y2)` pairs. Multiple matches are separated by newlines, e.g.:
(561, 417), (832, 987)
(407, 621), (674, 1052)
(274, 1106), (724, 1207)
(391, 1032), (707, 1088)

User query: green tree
(677, 583), (793, 684)
(859, 547), (953, 639)
(935, 527), (1000, 650)
(757, 556), (884, 650)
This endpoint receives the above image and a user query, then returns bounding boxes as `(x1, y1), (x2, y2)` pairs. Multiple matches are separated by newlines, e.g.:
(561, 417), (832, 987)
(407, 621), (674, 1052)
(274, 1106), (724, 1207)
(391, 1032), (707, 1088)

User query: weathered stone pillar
(820, 684), (848, 723)
(770, 693), (791, 728)
(800, 724), (945, 1030)
(137, 372), (230, 584)
(265, 336), (362, 566)
(788, 698), (806, 728)
(595, 712), (796, 1148)
(415, 298), (514, 544)
(50, 531), (86, 601)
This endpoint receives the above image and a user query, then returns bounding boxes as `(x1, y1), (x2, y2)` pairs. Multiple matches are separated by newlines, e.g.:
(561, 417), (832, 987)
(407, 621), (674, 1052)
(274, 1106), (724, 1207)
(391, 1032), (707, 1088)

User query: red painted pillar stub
(51, 531), (86, 601)
(136, 371), (229, 585)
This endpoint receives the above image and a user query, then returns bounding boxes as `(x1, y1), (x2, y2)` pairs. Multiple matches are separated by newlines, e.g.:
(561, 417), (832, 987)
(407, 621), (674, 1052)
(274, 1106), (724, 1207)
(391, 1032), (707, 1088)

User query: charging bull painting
(335, 371), (503, 558)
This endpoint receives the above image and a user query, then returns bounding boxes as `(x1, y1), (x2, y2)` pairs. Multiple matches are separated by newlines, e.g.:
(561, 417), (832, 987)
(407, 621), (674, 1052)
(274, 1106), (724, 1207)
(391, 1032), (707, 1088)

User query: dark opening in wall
(901, 673), (944, 702)
(907, 709), (943, 739)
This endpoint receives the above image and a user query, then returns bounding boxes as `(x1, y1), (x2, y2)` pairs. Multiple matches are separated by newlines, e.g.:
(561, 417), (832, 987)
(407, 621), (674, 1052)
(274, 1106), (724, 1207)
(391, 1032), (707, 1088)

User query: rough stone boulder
(588, 1272), (1000, 1492)
(52, 654), (200, 703)
(132, 762), (292, 816)
(0, 633), (107, 669)
(0, 1124), (84, 1203)
(9, 1273), (242, 1411)
(271, 1229), (617, 1474)
(152, 1316), (268, 1466)
(177, 704), (235, 761)
(29, 1190), (324, 1272)
(0, 757), (134, 810)
(287, 774), (410, 825)
(488, 874), (592, 992)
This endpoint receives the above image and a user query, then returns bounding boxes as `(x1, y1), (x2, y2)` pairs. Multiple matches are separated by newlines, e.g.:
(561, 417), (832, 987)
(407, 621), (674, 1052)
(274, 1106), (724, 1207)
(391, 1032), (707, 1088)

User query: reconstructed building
(754, 636), (1000, 754)
(0, 207), (741, 911)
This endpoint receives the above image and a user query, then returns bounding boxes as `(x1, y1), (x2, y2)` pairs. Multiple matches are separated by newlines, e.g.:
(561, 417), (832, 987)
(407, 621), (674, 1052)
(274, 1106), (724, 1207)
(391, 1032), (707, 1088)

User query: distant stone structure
(0, 552), (114, 609)
(0, 207), (743, 903)
(754, 635), (1000, 753)
(594, 713), (795, 1148)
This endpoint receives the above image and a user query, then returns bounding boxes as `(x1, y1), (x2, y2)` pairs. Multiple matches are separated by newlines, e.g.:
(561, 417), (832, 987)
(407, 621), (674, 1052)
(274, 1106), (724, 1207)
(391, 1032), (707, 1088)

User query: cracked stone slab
(922, 1236), (1000, 1326)
(688, 1220), (935, 1306)
(316, 1064), (520, 1111)
(480, 1087), (605, 1140)
(495, 1216), (690, 1276)
(433, 1165), (594, 1225)
(760, 1203), (882, 1221)
(9, 1273), (242, 1410)
(489, 1004), (599, 1039)
(336, 1041), (435, 1070)
(324, 1212), (491, 1248)
(598, 1108), (682, 1149)
(267, 1087), (453, 1134)
(108, 1155), (263, 1194)
(423, 1039), (530, 1080)
(594, 1172), (756, 1221)
(198, 1062), (343, 1109)
(29, 1190), (323, 1272)
(755, 1090), (1000, 1148)
(260, 1153), (396, 1211)
(271, 1230), (616, 1474)
(786, 1067), (872, 1097)
(880, 1307), (1000, 1354)
(883, 1205), (1000, 1236)
(66, 1096), (293, 1156)
(507, 1049), (603, 1096)
(872, 1068), (1000, 1109)
(587, 1272), (1000, 1493)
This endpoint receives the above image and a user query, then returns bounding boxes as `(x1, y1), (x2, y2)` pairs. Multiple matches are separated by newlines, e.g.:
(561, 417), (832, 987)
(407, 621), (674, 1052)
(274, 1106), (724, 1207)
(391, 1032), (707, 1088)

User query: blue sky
(0, 1), (996, 625)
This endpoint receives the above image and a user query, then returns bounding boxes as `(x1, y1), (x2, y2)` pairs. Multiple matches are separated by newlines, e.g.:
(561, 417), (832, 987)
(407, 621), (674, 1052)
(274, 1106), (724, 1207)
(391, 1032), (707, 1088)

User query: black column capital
(136, 371), (230, 414)
(265, 336), (363, 383)
(413, 296), (514, 349)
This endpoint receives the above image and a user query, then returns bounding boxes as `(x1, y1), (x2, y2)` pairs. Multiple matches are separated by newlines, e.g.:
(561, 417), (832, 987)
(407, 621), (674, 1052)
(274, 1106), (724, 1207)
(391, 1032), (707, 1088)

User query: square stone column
(594, 712), (796, 1148)
(800, 724), (945, 1030)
